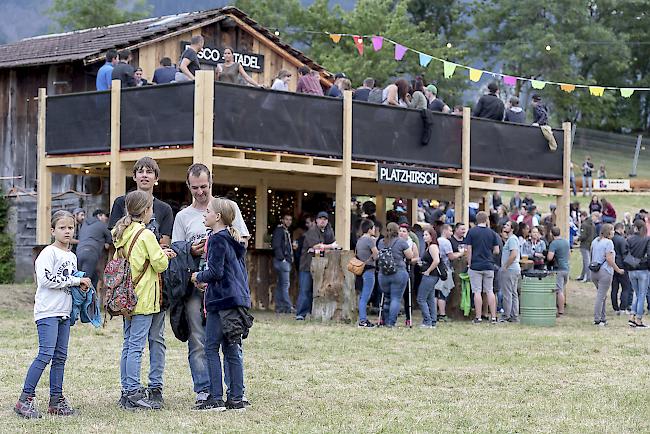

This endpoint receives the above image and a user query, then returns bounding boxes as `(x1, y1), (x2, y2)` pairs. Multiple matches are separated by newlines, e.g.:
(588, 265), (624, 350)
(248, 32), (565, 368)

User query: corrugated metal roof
(0, 6), (329, 75)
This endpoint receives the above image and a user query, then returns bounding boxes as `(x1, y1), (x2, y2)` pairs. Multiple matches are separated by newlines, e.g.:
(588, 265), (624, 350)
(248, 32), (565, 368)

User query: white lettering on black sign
(181, 42), (265, 72)
(377, 164), (439, 188)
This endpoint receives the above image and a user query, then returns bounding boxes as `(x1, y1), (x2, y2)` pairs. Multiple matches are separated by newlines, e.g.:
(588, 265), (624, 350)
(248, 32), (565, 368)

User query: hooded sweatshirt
(504, 106), (525, 124)
(196, 228), (251, 312)
(34, 245), (81, 321)
(77, 215), (112, 254)
(112, 222), (169, 315)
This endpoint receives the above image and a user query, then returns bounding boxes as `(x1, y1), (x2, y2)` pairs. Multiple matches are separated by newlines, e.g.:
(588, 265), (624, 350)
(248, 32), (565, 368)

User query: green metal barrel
(520, 274), (556, 326)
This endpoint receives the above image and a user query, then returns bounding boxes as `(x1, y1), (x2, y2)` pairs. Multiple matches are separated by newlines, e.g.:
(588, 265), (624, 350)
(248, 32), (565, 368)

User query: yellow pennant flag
(469, 68), (483, 82)
(531, 80), (546, 89)
(589, 86), (605, 97)
(620, 88), (635, 98)
(329, 34), (342, 43)
(560, 84), (575, 93)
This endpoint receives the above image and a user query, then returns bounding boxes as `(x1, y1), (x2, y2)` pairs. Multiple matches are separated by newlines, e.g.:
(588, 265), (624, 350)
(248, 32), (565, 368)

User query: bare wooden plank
(110, 80), (125, 207)
(460, 107), (471, 226)
(36, 88), (51, 245)
(335, 90), (353, 250)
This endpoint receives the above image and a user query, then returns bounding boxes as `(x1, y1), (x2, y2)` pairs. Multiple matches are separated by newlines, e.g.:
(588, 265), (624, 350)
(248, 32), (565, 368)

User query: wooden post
(454, 187), (462, 225)
(557, 122), (572, 238)
(335, 90), (353, 249)
(255, 178), (268, 249)
(36, 88), (51, 245)
(375, 192), (385, 227)
(110, 80), (126, 207)
(410, 198), (418, 225)
(460, 107), (471, 226)
(193, 70), (214, 167)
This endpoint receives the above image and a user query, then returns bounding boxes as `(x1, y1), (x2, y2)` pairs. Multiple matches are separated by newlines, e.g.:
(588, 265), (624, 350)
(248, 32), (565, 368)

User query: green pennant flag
(531, 80), (546, 90)
(620, 88), (635, 98)
(443, 61), (457, 79)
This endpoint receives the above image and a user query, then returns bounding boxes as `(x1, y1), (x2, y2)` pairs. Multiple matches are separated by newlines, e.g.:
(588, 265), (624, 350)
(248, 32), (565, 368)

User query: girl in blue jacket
(192, 198), (251, 411)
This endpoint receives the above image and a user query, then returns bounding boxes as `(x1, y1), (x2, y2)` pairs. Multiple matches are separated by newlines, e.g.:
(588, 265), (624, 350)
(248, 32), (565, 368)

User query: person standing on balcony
(531, 94), (549, 126)
(425, 84), (451, 113)
(134, 68), (149, 87)
(296, 66), (324, 96)
(216, 47), (263, 88)
(509, 192), (522, 213)
(504, 96), (525, 124)
(176, 35), (204, 82)
(152, 57), (176, 84)
(111, 49), (136, 88)
(353, 78), (375, 101)
(327, 73), (347, 97)
(407, 77), (427, 110)
(271, 70), (291, 91)
(96, 49), (118, 91)
(383, 79), (409, 107)
(472, 82), (504, 121)
(582, 156), (594, 196)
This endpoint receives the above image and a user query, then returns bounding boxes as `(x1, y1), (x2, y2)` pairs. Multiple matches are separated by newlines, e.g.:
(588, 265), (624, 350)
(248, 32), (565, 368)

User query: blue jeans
(205, 311), (244, 402)
(358, 269), (376, 322)
(22, 317), (70, 397)
(147, 311), (166, 389)
(121, 314), (153, 392)
(570, 177), (577, 196)
(273, 259), (293, 313)
(417, 274), (439, 326)
(185, 289), (210, 394)
(296, 271), (313, 317)
(378, 269), (409, 326)
(582, 175), (592, 196)
(224, 343), (245, 399)
(629, 270), (649, 319)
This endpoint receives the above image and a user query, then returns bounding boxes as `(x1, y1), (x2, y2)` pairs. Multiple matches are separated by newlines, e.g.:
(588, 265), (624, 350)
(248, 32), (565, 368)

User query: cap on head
(73, 208), (85, 215)
(317, 211), (329, 219)
(487, 82), (499, 93)
(532, 94), (542, 102)
(426, 84), (438, 95)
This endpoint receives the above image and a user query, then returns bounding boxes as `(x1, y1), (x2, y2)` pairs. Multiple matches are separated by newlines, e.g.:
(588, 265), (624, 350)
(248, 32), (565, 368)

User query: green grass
(572, 146), (650, 180)
(529, 192), (649, 218)
(2, 257), (650, 433)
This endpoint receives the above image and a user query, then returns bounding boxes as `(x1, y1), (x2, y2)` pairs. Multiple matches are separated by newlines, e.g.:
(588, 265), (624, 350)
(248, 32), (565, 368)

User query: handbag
(623, 253), (641, 270)
(347, 257), (368, 276)
(433, 263), (448, 280)
(588, 261), (603, 273)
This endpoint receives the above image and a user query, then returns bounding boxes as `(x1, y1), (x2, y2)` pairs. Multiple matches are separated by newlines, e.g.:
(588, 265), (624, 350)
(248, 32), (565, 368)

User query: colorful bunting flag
(352, 36), (364, 56)
(443, 61), (457, 79)
(395, 44), (407, 61)
(371, 36), (383, 51)
(620, 88), (635, 98)
(329, 34), (341, 43)
(560, 84), (575, 93)
(589, 86), (605, 96)
(419, 53), (433, 67)
(469, 68), (483, 82)
(531, 80), (546, 90)
(502, 75), (517, 86)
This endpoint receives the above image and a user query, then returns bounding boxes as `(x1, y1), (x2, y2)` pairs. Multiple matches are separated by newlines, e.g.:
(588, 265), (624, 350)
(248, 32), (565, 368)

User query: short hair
(580, 211), (588, 217)
(634, 219), (647, 236)
(118, 49), (131, 61)
(106, 49), (118, 63)
(281, 212), (293, 219)
(135, 67), (143, 73)
(360, 219), (375, 234)
(92, 209), (107, 217)
(363, 77), (375, 88)
(487, 82), (499, 93)
(600, 223), (614, 238)
(191, 35), (204, 45)
(509, 96), (519, 106)
(551, 226), (560, 237)
(476, 211), (489, 224)
(133, 156), (160, 178)
(440, 224), (451, 233)
(186, 163), (211, 184)
(614, 222), (625, 232)
(298, 66), (310, 76)
(160, 57), (172, 67)
(454, 222), (465, 231)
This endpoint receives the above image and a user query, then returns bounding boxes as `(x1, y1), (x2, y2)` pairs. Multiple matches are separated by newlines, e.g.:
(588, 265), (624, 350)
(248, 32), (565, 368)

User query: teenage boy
(271, 213), (294, 313)
(500, 221), (520, 322)
(547, 226), (570, 316)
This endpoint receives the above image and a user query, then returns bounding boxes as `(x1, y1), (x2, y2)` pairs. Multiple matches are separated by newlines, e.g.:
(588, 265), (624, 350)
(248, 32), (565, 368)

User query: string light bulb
(268, 189), (272, 194)
(446, 42), (452, 48)
(274, 30), (280, 36)
(234, 187), (239, 191)
(84, 169), (90, 174)
(303, 192), (308, 197)
(545, 45), (551, 51)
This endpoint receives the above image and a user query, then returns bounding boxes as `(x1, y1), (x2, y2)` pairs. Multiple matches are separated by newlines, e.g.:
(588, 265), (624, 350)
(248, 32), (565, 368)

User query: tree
(48, 0), (151, 31)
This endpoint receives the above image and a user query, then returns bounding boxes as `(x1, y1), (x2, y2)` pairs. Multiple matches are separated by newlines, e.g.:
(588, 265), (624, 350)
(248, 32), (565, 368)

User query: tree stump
(447, 256), (468, 320)
(310, 250), (355, 322)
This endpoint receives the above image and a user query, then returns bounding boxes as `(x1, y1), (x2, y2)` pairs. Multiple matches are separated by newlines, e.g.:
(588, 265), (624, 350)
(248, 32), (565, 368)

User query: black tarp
(470, 118), (563, 179)
(352, 102), (462, 169)
(46, 91), (110, 155)
(121, 82), (194, 149)
(213, 82), (343, 157)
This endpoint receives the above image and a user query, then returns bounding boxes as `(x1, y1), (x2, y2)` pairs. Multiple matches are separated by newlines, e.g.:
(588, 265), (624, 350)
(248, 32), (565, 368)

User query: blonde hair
(599, 223), (614, 239)
(209, 197), (241, 242)
(51, 210), (75, 229)
(385, 222), (400, 244)
(113, 190), (153, 242)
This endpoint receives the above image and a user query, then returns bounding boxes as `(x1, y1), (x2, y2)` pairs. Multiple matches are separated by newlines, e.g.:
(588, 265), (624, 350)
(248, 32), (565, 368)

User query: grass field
(2, 251), (650, 433)
(572, 146), (650, 180)
(530, 192), (650, 218)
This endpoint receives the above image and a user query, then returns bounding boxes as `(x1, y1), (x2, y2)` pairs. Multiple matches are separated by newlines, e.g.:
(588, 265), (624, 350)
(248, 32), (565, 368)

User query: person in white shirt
(271, 70), (291, 91)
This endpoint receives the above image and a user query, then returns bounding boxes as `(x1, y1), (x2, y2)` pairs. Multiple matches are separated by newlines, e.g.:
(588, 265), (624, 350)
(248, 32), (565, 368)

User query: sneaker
(192, 396), (226, 412)
(594, 321), (601, 326)
(419, 324), (432, 328)
(636, 323), (648, 329)
(498, 317), (509, 323)
(615, 310), (622, 316)
(147, 387), (164, 410)
(14, 396), (42, 419)
(628, 320), (637, 327)
(295, 315), (305, 321)
(490, 317), (498, 324)
(225, 400), (246, 411)
(117, 390), (127, 408)
(472, 318), (482, 325)
(48, 396), (76, 416)
(124, 389), (154, 411)
(357, 320), (376, 328)
(599, 321), (608, 327)
(242, 396), (251, 407)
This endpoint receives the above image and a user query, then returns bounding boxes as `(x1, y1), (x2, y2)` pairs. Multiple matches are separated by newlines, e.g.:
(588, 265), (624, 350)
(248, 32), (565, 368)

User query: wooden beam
(110, 80), (126, 207)
(375, 191), (385, 229)
(335, 90), (353, 250)
(46, 154), (109, 166)
(454, 187), (462, 225)
(193, 70), (214, 167)
(460, 107), (471, 226)
(468, 180), (562, 196)
(410, 198), (418, 225)
(36, 88), (51, 245)
(255, 178), (269, 249)
(557, 122), (573, 237)
(120, 147), (193, 162)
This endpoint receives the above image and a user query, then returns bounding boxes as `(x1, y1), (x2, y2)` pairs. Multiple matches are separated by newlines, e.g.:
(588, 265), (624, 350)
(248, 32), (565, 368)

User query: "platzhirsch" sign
(377, 164), (439, 188)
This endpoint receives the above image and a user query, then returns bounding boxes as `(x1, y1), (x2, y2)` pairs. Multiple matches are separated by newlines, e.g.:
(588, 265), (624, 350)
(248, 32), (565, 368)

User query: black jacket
(219, 307), (254, 345)
(533, 104), (549, 126)
(111, 62), (136, 87)
(271, 225), (293, 262)
(163, 241), (199, 342)
(504, 107), (526, 124)
(473, 93), (504, 121)
(612, 233), (628, 269)
(627, 235), (650, 270)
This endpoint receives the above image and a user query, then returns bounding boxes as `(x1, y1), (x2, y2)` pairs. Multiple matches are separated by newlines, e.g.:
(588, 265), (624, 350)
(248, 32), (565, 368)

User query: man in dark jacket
(76, 209), (112, 288)
(296, 211), (337, 320)
(611, 223), (632, 313)
(472, 82), (504, 121)
(531, 94), (549, 126)
(111, 49), (136, 88)
(271, 213), (294, 313)
(577, 211), (596, 282)
(504, 96), (525, 124)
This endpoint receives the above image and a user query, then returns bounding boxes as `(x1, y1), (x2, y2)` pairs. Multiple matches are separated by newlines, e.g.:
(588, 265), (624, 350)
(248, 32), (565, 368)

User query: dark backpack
(103, 228), (149, 318)
(377, 240), (398, 275)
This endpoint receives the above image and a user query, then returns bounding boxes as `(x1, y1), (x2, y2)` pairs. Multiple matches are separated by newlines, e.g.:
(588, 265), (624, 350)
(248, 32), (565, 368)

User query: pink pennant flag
(503, 75), (517, 86)
(371, 36), (383, 51)
(394, 44), (407, 61)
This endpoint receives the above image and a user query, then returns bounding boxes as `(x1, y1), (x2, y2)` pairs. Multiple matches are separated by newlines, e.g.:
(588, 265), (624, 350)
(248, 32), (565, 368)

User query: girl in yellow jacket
(111, 190), (174, 411)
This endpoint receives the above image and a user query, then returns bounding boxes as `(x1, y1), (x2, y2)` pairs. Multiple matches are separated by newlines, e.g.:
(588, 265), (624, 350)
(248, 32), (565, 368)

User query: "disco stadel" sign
(377, 164), (439, 188)
(180, 42), (265, 72)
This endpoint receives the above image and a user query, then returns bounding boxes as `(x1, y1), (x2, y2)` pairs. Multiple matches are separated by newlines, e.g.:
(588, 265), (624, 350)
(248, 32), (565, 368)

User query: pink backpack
(103, 228), (149, 318)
